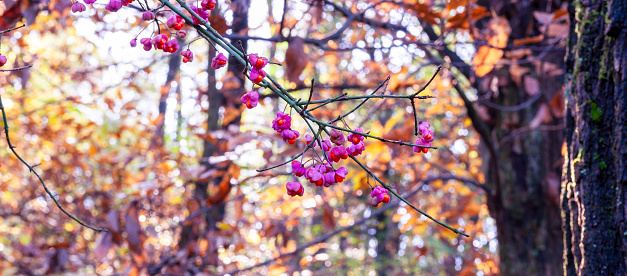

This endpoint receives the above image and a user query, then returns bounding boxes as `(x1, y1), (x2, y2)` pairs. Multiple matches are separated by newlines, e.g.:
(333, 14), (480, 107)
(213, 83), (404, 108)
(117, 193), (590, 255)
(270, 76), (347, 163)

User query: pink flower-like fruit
(71, 2), (86, 13)
(181, 50), (193, 63)
(240, 91), (259, 109)
(211, 53), (228, 69)
(286, 182), (304, 197)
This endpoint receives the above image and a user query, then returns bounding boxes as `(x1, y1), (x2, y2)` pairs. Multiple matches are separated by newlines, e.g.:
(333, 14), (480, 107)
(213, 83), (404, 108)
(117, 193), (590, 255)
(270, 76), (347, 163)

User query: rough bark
(561, 0), (627, 275)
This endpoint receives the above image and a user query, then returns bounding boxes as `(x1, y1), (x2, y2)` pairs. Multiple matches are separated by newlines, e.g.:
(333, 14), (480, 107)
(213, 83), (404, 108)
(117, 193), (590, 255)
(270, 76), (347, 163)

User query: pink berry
(105, 0), (122, 12)
(176, 30), (187, 39)
(201, 0), (216, 10)
(272, 112), (292, 132)
(84, 0), (96, 4)
(163, 39), (180, 53)
(166, 15), (185, 30)
(286, 182), (304, 197)
(370, 186), (390, 207)
(211, 53), (228, 69)
(281, 129), (300, 145)
(152, 34), (169, 50)
(347, 128), (365, 144)
(181, 50), (194, 63)
(0, 55), (7, 67)
(71, 2), (86, 13)
(142, 11), (154, 21)
(248, 53), (268, 69)
(240, 91), (259, 109)
(190, 5), (210, 25)
(330, 129), (346, 145)
(249, 67), (266, 83)
(140, 38), (152, 51)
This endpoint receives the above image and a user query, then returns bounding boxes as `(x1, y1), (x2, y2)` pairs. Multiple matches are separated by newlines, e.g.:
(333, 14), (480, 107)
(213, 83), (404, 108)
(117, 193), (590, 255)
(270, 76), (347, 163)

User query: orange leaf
(513, 34), (545, 46)
(473, 16), (511, 77)
(412, 3), (441, 25)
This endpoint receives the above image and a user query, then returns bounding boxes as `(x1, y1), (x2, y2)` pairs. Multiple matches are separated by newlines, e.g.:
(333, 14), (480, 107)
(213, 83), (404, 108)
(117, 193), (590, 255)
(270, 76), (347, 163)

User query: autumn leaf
(285, 37), (308, 84)
(473, 16), (511, 77)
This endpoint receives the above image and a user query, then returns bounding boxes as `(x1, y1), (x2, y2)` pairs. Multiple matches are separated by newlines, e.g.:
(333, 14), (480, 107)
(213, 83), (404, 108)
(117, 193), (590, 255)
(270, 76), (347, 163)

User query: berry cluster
(281, 125), (367, 199)
(271, 115), (433, 207)
(281, 125), (393, 208)
(71, 0), (220, 67)
(211, 53), (228, 69)
(290, 161), (348, 189)
(413, 122), (434, 153)
(272, 112), (299, 144)
(370, 186), (390, 207)
(248, 54), (268, 84)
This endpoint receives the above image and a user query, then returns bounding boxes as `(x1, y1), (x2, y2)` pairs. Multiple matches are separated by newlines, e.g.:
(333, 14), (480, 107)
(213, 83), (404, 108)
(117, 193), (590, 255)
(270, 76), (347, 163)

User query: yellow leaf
(268, 266), (288, 276)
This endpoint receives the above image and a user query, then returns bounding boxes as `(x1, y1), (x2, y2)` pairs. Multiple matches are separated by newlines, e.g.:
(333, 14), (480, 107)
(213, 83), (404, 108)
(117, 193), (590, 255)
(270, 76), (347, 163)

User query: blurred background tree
(0, 0), (608, 275)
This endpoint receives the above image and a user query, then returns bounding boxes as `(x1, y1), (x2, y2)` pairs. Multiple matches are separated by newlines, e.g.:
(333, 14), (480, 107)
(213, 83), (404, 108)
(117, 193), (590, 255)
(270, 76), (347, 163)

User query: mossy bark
(561, 0), (627, 275)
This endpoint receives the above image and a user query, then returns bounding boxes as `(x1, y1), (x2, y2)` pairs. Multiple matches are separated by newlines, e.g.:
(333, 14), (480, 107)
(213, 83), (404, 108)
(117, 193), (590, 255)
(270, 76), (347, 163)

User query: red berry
(382, 194), (390, 203)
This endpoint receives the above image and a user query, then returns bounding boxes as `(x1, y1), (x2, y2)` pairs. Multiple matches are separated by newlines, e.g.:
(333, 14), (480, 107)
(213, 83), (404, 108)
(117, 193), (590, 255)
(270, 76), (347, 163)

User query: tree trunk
(561, 0), (627, 275)
(179, 0), (250, 248)
(423, 0), (568, 273)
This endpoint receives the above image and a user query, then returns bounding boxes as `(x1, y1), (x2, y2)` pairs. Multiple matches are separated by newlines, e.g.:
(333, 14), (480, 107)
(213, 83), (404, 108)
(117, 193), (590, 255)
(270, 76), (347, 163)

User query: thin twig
(0, 65), (34, 72)
(0, 95), (105, 232)
(350, 156), (468, 237)
(300, 78), (315, 113)
(0, 24), (26, 35)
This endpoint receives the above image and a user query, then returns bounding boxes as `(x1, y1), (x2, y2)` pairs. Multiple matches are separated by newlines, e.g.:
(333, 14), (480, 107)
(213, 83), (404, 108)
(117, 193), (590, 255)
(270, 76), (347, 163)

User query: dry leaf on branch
(285, 37), (308, 84)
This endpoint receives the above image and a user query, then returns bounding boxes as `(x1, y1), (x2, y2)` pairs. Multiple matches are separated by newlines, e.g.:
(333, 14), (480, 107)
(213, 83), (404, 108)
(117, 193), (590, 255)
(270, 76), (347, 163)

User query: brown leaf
(523, 76), (540, 96)
(125, 201), (144, 255)
(505, 48), (532, 59)
(529, 104), (552, 129)
(94, 232), (113, 260)
(106, 210), (120, 233)
(544, 172), (561, 206)
(122, 264), (140, 276)
(197, 168), (220, 182)
(222, 106), (241, 126)
(533, 11), (554, 26)
(209, 15), (229, 34)
(549, 89), (565, 117)
(509, 64), (531, 86)
(322, 205), (336, 231)
(308, 0), (323, 28)
(285, 37), (308, 84)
